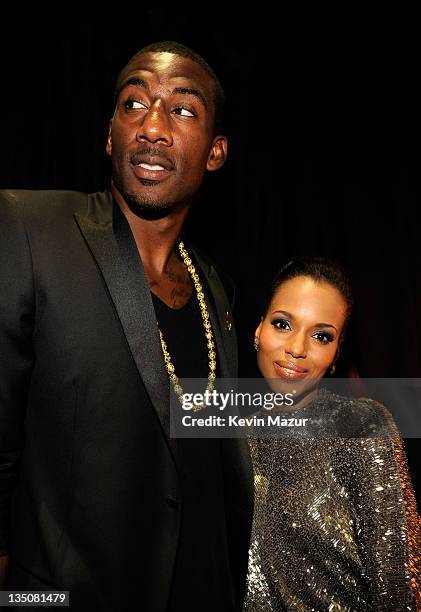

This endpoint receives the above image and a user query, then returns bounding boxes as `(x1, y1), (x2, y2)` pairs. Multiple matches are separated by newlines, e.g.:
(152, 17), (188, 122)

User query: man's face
(106, 51), (227, 218)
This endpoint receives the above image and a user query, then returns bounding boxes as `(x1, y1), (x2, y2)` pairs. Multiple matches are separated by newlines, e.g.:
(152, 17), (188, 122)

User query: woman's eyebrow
(315, 323), (337, 331)
(271, 310), (337, 332)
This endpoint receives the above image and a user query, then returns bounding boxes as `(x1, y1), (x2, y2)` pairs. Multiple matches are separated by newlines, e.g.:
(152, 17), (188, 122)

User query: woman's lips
(273, 361), (308, 379)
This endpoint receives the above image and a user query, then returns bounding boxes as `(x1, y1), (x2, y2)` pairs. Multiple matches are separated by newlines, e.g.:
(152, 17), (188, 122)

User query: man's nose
(285, 331), (307, 359)
(136, 100), (173, 145)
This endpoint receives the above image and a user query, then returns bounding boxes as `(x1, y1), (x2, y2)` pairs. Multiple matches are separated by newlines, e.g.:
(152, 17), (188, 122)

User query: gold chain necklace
(158, 241), (216, 411)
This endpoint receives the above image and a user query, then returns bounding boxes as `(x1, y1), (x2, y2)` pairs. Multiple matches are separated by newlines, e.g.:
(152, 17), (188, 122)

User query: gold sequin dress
(244, 389), (421, 611)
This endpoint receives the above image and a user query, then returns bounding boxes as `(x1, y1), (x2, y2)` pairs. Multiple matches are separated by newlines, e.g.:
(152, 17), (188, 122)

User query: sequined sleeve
(244, 391), (421, 612)
(351, 400), (421, 610)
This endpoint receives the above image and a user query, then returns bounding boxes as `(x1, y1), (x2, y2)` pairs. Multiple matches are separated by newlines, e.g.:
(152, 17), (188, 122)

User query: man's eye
(271, 318), (291, 331)
(124, 99), (147, 110)
(173, 107), (195, 117)
(313, 331), (334, 344)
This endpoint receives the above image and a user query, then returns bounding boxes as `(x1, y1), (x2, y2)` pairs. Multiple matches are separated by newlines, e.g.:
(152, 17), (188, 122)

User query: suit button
(166, 497), (179, 509)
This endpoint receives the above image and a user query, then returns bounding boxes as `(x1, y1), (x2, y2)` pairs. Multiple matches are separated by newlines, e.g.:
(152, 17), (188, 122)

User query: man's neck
(113, 187), (193, 308)
(112, 187), (190, 274)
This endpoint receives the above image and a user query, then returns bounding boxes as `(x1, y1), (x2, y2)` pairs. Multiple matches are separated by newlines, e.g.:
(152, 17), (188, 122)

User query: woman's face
(255, 276), (347, 386)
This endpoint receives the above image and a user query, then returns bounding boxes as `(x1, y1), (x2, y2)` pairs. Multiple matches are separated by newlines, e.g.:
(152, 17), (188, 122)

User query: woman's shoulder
(319, 388), (399, 438)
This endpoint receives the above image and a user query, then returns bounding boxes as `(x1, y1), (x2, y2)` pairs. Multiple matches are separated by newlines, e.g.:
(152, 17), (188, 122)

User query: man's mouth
(137, 162), (166, 171)
(130, 149), (175, 182)
(131, 161), (172, 182)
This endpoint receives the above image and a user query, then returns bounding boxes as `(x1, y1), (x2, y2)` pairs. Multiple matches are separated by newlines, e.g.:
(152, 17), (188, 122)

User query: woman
(244, 257), (420, 611)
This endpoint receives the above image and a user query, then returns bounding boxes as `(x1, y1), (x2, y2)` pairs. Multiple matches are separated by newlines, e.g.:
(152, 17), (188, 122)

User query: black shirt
(151, 291), (236, 611)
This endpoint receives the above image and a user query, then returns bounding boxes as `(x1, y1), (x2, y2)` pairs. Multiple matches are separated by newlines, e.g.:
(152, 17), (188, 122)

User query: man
(0, 41), (253, 611)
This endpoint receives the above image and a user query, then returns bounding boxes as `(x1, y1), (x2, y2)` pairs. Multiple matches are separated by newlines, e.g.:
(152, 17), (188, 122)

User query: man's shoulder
(0, 189), (111, 221)
(1, 189), (87, 207)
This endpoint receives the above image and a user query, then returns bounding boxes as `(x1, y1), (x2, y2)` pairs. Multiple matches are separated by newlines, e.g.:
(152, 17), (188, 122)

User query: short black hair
(113, 40), (225, 135)
(265, 256), (354, 342)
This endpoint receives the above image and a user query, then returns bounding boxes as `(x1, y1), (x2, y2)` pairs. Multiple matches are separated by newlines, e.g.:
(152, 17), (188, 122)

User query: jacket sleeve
(353, 401), (421, 610)
(0, 191), (35, 554)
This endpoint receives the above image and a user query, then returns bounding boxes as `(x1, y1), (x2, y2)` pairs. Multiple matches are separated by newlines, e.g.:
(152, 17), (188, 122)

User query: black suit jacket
(0, 190), (253, 611)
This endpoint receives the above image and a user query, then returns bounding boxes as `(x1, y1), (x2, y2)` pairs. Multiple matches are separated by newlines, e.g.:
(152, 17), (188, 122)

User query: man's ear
(106, 120), (113, 156)
(206, 135), (228, 172)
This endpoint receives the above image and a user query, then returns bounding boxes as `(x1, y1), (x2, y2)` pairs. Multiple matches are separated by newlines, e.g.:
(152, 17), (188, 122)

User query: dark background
(1, 14), (420, 500)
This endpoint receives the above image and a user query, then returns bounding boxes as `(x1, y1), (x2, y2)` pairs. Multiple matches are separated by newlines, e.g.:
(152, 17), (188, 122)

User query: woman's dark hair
(265, 256), (354, 342)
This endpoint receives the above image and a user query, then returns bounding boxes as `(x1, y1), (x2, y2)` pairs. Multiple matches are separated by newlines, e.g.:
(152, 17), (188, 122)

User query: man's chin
(117, 189), (180, 220)
(127, 202), (179, 221)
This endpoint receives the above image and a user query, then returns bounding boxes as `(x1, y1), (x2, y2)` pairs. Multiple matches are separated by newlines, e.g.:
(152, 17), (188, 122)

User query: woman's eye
(124, 99), (147, 110)
(173, 107), (195, 117)
(313, 331), (334, 344)
(271, 318), (291, 331)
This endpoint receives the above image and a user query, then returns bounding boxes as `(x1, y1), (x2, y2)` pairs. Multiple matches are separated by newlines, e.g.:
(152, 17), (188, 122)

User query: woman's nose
(285, 331), (307, 359)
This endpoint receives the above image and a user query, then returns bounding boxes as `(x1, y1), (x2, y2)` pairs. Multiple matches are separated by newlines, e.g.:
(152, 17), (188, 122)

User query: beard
(110, 144), (192, 220)
(117, 185), (181, 220)
(112, 167), (182, 220)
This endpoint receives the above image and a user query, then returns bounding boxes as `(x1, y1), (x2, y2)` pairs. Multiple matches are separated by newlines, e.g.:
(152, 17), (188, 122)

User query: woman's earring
(254, 337), (260, 351)
(330, 364), (336, 375)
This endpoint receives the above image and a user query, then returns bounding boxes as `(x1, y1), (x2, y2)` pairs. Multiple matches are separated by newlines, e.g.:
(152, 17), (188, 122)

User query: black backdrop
(1, 15), (420, 501)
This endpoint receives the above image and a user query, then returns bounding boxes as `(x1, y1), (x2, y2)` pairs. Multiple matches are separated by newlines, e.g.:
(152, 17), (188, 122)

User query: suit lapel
(74, 192), (177, 460)
(74, 194), (239, 466)
(191, 246), (238, 379)
(191, 247), (253, 541)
